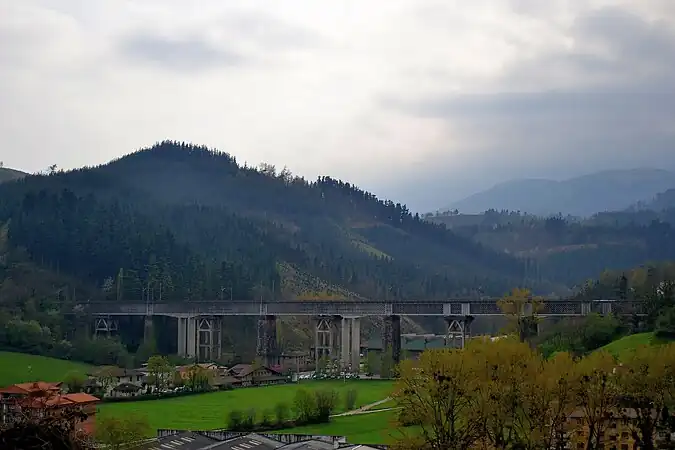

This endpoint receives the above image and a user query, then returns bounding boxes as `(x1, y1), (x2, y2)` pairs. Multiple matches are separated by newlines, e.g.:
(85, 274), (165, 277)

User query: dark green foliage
(314, 389), (338, 423)
(260, 408), (273, 428)
(656, 306), (675, 339)
(537, 314), (624, 357)
(431, 208), (675, 286)
(227, 410), (243, 430)
(293, 389), (316, 424)
(273, 402), (289, 424)
(243, 409), (256, 430)
(63, 370), (87, 393)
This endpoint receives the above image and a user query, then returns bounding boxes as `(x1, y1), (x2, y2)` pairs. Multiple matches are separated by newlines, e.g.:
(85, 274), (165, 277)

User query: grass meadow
(98, 379), (395, 435)
(0, 351), (90, 387)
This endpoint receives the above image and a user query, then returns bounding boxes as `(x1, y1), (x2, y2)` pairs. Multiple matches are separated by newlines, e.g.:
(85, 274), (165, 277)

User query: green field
(0, 351), (90, 387)
(99, 380), (394, 434)
(597, 332), (662, 357)
(277, 409), (403, 445)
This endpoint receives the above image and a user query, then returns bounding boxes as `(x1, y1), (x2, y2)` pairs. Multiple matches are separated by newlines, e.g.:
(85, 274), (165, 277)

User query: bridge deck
(77, 299), (644, 317)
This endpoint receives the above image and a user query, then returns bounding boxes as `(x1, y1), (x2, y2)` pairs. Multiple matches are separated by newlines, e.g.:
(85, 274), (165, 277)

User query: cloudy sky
(1, 0), (675, 211)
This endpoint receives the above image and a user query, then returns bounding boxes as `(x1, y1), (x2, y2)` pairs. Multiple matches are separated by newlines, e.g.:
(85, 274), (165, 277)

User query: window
(621, 444), (629, 450)
(577, 442), (585, 449)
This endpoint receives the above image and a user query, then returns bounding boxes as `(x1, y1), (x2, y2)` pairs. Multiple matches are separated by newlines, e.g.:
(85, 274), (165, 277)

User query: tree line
(226, 386), (356, 432)
(393, 337), (675, 450)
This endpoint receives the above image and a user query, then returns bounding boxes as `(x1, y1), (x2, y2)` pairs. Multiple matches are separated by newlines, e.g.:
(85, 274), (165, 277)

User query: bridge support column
(143, 316), (154, 341)
(187, 316), (197, 359)
(257, 315), (278, 367)
(93, 316), (119, 338)
(197, 316), (222, 362)
(339, 317), (361, 372)
(444, 315), (474, 349)
(314, 316), (340, 369)
(177, 317), (188, 357)
(340, 317), (349, 369)
(601, 302), (612, 316)
(383, 315), (401, 365)
(351, 317), (361, 372)
(582, 302), (592, 316)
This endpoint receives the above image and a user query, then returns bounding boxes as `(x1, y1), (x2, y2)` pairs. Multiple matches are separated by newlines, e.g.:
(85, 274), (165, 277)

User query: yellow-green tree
(469, 337), (534, 448)
(468, 337), (576, 450)
(573, 351), (621, 450)
(393, 349), (483, 450)
(147, 355), (172, 391)
(497, 288), (542, 343)
(95, 414), (150, 450)
(618, 343), (675, 450)
(185, 364), (213, 391)
(517, 351), (578, 450)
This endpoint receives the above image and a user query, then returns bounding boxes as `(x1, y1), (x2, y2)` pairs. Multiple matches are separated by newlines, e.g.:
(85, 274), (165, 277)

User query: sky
(1, 0), (675, 212)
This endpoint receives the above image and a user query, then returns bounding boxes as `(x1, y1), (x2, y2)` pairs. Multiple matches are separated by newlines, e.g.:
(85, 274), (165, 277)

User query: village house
(85, 366), (145, 398)
(564, 408), (675, 450)
(210, 364), (287, 389)
(175, 362), (226, 381)
(0, 381), (99, 434)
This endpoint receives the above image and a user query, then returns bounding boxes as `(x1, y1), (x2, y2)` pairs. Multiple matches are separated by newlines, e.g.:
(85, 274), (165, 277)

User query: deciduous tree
(95, 414), (149, 450)
(497, 288), (542, 343)
(394, 348), (483, 450)
(573, 351), (621, 450)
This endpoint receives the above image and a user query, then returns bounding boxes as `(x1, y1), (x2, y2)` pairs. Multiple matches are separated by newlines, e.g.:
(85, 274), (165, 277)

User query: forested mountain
(0, 141), (537, 305)
(429, 207), (675, 286)
(445, 169), (675, 216)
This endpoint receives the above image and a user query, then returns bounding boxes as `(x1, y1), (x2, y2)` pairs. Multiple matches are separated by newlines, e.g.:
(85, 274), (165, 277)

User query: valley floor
(97, 380), (395, 436)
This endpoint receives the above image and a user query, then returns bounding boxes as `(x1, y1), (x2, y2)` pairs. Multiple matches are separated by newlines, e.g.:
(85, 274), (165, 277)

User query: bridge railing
(77, 298), (645, 317)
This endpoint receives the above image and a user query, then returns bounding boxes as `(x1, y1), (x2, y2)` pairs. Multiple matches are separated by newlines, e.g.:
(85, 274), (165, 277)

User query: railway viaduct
(79, 298), (643, 368)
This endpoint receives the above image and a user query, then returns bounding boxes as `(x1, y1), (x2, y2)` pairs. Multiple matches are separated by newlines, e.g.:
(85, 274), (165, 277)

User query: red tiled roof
(62, 393), (99, 404)
(0, 381), (62, 395)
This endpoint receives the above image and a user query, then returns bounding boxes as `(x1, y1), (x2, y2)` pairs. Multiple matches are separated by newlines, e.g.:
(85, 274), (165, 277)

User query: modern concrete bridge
(79, 298), (643, 368)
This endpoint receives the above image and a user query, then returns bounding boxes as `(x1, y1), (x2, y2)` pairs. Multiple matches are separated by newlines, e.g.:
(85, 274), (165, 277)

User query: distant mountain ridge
(630, 188), (675, 212)
(446, 168), (675, 216)
(0, 167), (26, 183)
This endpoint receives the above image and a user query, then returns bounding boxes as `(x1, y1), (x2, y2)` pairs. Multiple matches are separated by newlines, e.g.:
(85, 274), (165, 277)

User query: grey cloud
(506, 6), (675, 91)
(383, 5), (675, 211)
(118, 33), (246, 71)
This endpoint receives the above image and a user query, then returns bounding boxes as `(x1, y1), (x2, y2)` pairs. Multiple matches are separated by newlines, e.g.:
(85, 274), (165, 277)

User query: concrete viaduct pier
(81, 298), (643, 366)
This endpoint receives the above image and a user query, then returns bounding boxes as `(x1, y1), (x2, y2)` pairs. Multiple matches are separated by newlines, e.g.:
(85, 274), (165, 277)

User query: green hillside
(597, 332), (658, 357)
(0, 351), (90, 386)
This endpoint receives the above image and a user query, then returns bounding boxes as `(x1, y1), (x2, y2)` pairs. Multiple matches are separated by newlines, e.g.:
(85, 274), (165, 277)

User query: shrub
(315, 389), (338, 423)
(345, 388), (358, 411)
(260, 408), (273, 428)
(294, 389), (316, 424)
(274, 402), (289, 424)
(227, 410), (243, 430)
(243, 409), (257, 430)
